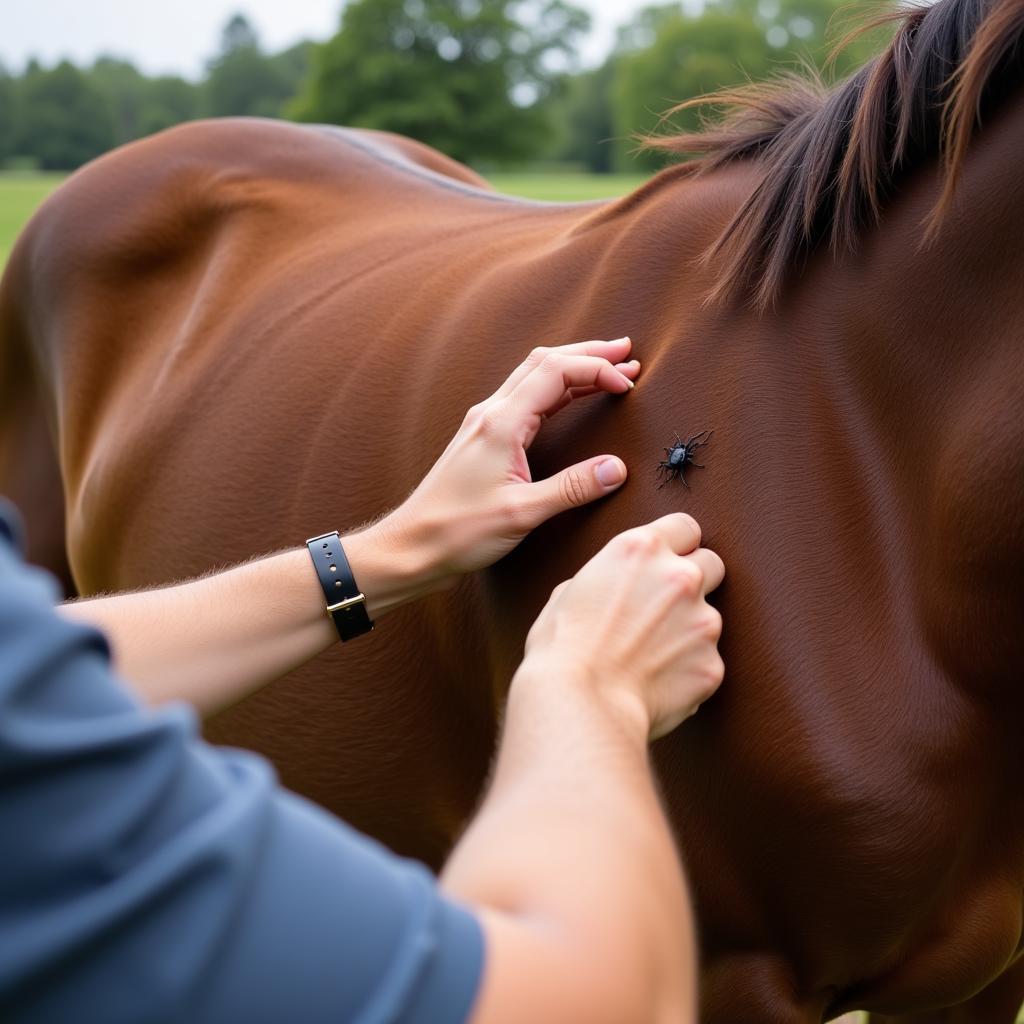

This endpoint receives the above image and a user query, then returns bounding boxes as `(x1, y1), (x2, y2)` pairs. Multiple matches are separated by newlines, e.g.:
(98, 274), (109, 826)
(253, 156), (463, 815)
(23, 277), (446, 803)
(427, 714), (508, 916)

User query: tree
(221, 11), (260, 53)
(542, 61), (616, 172)
(12, 61), (116, 170)
(0, 65), (15, 165)
(85, 59), (201, 148)
(204, 13), (295, 118)
(139, 75), (201, 137)
(270, 41), (315, 99)
(290, 0), (590, 165)
(611, 4), (770, 170)
(89, 57), (149, 146)
(608, 0), (890, 172)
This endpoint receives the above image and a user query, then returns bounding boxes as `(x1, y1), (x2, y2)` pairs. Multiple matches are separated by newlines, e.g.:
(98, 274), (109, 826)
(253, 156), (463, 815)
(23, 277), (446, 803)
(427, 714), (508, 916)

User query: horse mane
(642, 0), (1024, 310)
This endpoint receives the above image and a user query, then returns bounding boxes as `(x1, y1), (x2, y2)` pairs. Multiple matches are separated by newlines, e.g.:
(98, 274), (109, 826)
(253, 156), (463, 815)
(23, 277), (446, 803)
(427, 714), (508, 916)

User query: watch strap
(306, 531), (374, 642)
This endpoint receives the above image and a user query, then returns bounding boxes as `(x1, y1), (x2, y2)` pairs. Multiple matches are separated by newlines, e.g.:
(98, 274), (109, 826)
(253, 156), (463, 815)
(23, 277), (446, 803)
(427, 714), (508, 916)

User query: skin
(61, 342), (727, 1023)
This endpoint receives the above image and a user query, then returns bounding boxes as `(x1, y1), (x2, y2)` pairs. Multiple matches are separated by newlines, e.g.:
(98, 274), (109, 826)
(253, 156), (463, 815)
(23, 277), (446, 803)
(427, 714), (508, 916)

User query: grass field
(0, 173), (65, 269)
(0, 171), (648, 275)
(489, 171), (648, 201)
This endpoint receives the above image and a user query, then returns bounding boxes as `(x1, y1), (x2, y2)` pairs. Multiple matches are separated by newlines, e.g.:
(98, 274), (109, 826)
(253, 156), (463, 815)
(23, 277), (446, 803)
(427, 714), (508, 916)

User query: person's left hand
(382, 337), (639, 584)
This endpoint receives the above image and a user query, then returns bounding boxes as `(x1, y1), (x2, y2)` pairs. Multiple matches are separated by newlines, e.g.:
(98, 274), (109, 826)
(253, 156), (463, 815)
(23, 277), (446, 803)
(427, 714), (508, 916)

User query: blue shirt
(0, 502), (484, 1023)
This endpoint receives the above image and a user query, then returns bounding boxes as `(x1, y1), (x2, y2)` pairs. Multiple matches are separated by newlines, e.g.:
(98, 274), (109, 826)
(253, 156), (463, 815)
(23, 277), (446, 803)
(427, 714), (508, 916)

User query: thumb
(524, 455), (627, 525)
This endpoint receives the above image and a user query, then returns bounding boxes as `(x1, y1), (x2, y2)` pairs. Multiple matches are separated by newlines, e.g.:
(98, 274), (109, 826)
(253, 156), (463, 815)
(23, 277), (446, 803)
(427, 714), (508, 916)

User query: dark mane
(643, 0), (1024, 309)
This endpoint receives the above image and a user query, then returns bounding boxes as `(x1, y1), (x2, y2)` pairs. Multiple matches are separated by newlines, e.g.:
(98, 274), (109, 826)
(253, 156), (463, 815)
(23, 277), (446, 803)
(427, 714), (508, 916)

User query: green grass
(0, 170), (647, 276)
(0, 173), (65, 270)
(487, 171), (649, 201)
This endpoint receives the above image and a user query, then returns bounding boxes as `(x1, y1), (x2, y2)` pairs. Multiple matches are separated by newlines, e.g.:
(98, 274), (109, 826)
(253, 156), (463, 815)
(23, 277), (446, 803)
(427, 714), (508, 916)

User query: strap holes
(329, 564), (337, 572)
(335, 581), (342, 588)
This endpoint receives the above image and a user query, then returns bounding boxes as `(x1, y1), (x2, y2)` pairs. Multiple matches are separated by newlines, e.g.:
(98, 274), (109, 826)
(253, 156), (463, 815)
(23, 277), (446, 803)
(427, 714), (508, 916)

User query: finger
(497, 339), (633, 398)
(542, 361), (641, 417)
(644, 513), (702, 556)
(687, 547), (726, 595)
(511, 353), (634, 420)
(516, 455), (627, 527)
(493, 338), (634, 400)
(564, 362), (641, 401)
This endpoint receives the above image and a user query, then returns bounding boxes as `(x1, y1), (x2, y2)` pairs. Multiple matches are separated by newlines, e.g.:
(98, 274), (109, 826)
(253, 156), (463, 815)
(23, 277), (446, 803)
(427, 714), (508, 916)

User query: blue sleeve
(0, 517), (484, 1024)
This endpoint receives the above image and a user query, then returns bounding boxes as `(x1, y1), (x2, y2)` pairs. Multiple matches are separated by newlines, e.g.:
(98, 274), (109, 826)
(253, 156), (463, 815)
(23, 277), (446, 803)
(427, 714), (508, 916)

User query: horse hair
(642, 0), (1024, 310)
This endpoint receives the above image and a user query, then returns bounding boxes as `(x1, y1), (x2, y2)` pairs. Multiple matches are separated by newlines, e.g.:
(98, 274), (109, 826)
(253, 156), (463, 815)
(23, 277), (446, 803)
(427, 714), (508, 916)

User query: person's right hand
(517, 513), (725, 739)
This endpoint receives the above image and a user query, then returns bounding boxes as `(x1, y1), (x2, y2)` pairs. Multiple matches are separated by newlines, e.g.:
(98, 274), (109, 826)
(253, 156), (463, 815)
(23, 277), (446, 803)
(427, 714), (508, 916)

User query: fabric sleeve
(0, 527), (484, 1024)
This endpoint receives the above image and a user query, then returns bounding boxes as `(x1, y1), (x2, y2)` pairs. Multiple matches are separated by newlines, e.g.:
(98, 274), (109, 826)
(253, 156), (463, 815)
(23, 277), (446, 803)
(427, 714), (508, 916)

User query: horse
(1, 0), (1022, 1018)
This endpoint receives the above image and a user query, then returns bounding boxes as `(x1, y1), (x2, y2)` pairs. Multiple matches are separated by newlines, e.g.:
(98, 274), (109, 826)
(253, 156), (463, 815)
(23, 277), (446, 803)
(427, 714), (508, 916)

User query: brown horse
(1, 0), (1022, 1019)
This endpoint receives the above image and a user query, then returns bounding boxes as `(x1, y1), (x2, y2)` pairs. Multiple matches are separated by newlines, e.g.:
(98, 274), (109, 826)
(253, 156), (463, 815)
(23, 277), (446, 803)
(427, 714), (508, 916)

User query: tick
(657, 430), (713, 489)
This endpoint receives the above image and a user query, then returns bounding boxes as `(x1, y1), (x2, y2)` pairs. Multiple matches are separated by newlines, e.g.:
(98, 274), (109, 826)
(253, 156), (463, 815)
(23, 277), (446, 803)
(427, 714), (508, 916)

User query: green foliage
(0, 68), (15, 165)
(138, 76), (201, 137)
(611, 4), (768, 171)
(204, 14), (297, 118)
(270, 41), (316, 98)
(0, 3), (896, 173)
(543, 61), (616, 172)
(291, 0), (590, 164)
(0, 11), (309, 171)
(221, 12), (261, 53)
(90, 58), (151, 146)
(91, 59), (201, 142)
(2, 56), (203, 170)
(607, 0), (891, 171)
(12, 61), (117, 170)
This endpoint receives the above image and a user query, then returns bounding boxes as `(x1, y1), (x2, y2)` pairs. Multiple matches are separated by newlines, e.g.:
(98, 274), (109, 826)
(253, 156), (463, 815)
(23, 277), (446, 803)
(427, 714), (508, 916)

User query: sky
(0, 0), (656, 79)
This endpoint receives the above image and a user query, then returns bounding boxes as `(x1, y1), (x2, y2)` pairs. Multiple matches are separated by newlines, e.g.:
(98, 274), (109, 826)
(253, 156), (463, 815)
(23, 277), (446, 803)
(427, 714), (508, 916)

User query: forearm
(441, 665), (696, 1023)
(59, 516), (442, 716)
(54, 339), (638, 719)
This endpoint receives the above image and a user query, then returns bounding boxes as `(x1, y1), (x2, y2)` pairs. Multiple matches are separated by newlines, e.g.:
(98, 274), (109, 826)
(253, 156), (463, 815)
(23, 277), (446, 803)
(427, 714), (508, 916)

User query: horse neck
(785, 91), (1024, 698)
(622, 99), (1024, 703)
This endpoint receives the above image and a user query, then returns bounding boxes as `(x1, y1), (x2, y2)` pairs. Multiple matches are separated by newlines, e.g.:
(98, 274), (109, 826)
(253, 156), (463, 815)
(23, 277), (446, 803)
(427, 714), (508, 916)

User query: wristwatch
(305, 531), (374, 641)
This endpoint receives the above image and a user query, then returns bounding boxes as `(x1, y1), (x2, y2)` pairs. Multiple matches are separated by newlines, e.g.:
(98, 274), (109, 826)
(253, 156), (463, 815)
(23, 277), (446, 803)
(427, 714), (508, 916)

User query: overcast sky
(0, 0), (658, 79)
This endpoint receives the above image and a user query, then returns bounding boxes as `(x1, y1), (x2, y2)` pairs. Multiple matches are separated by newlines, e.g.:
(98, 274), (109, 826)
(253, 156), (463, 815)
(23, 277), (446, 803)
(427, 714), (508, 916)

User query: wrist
(339, 512), (452, 620)
(511, 655), (652, 744)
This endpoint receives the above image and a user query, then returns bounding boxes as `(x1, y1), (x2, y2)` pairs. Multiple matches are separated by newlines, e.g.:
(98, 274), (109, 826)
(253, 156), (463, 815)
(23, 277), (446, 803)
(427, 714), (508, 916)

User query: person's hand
(516, 513), (725, 739)
(384, 337), (640, 581)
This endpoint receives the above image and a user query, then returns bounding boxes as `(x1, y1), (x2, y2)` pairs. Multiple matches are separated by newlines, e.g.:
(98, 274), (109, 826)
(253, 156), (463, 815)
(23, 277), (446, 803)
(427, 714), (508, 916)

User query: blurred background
(0, 0), (891, 266)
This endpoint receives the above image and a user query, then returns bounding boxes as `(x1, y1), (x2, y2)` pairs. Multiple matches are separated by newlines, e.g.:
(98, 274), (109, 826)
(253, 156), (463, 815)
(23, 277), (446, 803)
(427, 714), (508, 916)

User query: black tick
(657, 430), (713, 489)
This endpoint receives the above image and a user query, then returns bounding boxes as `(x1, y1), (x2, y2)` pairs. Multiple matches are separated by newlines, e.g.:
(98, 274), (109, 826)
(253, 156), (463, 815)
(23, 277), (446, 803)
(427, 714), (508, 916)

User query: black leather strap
(305, 531), (374, 642)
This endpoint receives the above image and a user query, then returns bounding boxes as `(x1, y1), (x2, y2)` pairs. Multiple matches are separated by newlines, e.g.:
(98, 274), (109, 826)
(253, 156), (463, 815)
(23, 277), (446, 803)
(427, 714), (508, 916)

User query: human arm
(60, 338), (640, 716)
(443, 513), (725, 1024)
(0, 524), (483, 1024)
(2, 497), (723, 1023)
(49, 330), (725, 1021)
(56, 531), (425, 718)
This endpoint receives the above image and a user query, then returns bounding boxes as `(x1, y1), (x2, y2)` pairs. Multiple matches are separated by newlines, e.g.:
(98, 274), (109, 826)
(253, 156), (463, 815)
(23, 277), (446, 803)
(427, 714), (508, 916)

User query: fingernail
(596, 458), (626, 488)
(612, 336), (630, 344)
(623, 376), (635, 389)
